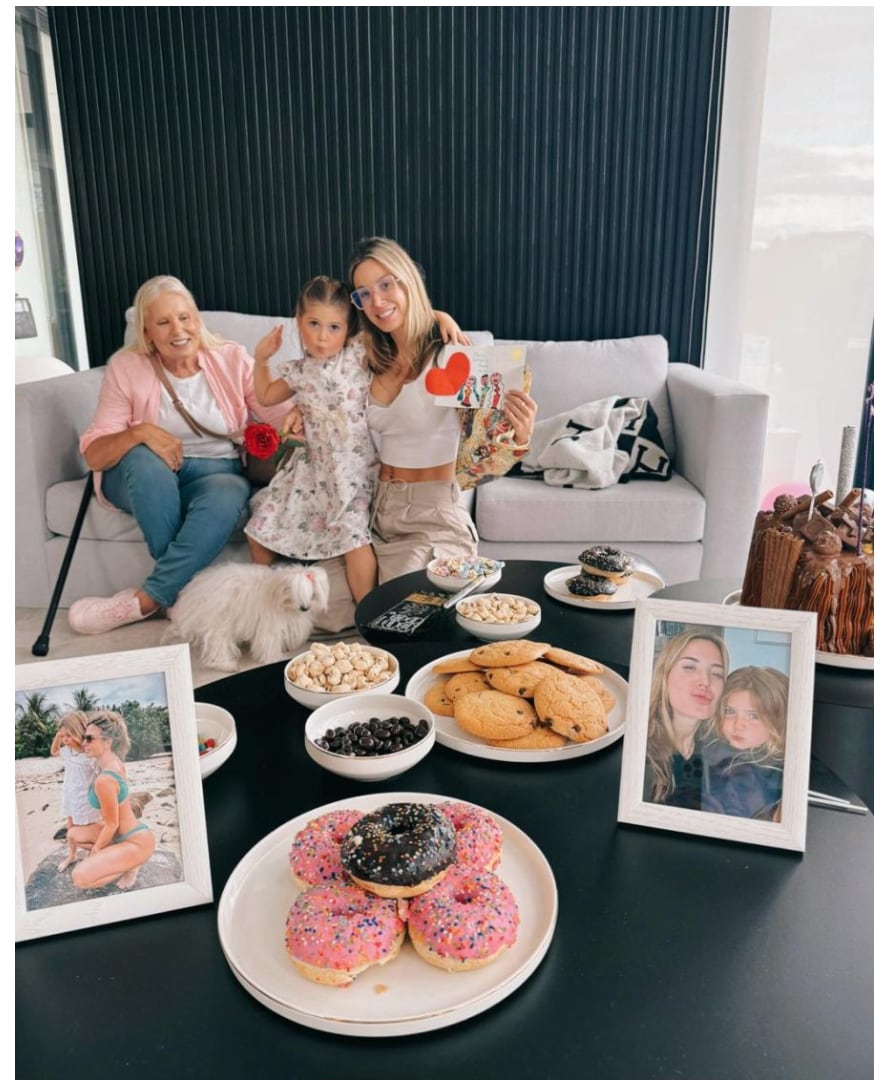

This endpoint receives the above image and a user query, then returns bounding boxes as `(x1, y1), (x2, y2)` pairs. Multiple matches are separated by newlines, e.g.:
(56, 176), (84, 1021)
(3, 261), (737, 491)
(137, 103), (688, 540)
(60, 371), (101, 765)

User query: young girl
(50, 711), (101, 872)
(245, 275), (377, 602)
(703, 666), (788, 821)
(246, 275), (465, 603)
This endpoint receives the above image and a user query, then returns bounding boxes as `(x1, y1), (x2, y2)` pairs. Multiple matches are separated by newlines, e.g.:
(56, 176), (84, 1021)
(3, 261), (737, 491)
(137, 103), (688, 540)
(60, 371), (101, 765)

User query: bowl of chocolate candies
(425, 554), (504, 592)
(304, 693), (435, 782)
(284, 642), (399, 709)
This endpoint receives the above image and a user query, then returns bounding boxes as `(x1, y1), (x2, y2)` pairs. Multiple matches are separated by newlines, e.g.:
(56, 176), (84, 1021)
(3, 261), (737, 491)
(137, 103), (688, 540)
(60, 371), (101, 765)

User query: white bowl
(425, 555), (504, 593)
(195, 702), (237, 779)
(284, 646), (400, 709)
(304, 693), (435, 782)
(454, 593), (543, 642)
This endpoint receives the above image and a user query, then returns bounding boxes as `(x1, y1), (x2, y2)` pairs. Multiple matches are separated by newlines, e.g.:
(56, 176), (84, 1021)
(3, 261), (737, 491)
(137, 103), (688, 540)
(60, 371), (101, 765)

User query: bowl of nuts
(426, 554), (504, 592)
(284, 641), (399, 709)
(304, 693), (435, 781)
(454, 592), (543, 641)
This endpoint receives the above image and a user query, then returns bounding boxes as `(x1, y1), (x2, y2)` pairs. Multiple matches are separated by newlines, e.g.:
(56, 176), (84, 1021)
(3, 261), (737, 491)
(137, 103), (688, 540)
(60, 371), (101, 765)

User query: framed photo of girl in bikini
(617, 599), (817, 852)
(15, 644), (212, 941)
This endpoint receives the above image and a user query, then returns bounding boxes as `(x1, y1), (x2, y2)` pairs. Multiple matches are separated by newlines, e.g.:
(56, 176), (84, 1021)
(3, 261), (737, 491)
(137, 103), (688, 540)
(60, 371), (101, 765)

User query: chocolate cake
(740, 489), (873, 657)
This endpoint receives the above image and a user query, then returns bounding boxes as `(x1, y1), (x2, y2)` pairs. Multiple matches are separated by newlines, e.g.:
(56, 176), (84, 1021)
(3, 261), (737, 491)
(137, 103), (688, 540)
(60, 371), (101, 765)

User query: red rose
(243, 422), (280, 459)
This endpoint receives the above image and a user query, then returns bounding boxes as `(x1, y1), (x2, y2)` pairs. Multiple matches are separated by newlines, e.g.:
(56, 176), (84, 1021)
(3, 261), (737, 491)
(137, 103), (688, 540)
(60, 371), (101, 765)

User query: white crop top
(367, 361), (461, 468)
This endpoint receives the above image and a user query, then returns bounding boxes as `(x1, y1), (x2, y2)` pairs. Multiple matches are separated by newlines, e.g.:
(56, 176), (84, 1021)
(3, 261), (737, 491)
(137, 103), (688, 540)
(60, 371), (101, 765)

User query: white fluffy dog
(168, 562), (330, 671)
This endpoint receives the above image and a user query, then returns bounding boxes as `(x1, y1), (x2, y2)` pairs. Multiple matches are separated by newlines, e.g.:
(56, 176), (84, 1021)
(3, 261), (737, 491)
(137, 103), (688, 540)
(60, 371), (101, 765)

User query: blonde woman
(348, 237), (538, 583)
(644, 630), (729, 808)
(69, 710), (155, 891)
(68, 275), (292, 635)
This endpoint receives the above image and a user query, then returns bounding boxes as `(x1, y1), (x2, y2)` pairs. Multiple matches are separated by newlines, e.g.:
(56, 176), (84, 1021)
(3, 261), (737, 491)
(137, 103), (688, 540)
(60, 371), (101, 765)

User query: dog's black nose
(300, 605), (310, 612)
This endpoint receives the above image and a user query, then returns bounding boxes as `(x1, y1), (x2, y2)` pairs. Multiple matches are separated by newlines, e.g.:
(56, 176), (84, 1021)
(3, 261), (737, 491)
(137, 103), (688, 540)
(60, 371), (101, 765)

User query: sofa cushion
(499, 335), (674, 457)
(473, 473), (704, 544)
(46, 479), (146, 542)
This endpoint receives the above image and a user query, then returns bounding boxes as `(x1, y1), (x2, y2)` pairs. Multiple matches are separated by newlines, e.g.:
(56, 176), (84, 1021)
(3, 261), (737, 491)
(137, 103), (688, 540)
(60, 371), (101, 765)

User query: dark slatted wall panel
(49, 6), (727, 367)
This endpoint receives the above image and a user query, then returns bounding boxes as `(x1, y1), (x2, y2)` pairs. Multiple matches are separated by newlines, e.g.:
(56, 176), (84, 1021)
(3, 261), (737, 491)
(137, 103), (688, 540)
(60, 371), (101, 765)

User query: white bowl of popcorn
(283, 642), (400, 709)
(426, 554), (504, 593)
(454, 592), (542, 642)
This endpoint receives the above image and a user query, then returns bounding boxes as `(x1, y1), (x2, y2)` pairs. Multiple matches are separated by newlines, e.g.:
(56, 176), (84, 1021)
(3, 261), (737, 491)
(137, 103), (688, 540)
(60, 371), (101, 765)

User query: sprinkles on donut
(288, 808), (364, 890)
(407, 865), (520, 971)
(566, 572), (618, 600)
(577, 545), (634, 583)
(340, 802), (457, 898)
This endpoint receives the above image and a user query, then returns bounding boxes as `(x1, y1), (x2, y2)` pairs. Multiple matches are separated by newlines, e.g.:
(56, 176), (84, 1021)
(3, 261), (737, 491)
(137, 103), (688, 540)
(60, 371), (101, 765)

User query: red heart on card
(425, 352), (471, 396)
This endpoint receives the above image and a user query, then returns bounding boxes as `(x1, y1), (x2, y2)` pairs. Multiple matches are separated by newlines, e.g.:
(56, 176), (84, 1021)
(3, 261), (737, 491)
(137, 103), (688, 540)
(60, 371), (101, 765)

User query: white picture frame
(15, 644), (212, 941)
(617, 599), (817, 852)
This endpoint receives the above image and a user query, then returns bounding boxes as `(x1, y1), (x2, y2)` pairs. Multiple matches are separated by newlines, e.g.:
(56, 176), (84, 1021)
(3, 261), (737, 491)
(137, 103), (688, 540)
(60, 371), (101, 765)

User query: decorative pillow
(510, 396), (671, 487)
(615, 398), (672, 482)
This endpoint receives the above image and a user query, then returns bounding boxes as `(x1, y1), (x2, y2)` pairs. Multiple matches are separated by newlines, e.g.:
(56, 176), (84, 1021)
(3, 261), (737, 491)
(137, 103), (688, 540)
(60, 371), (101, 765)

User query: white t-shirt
(157, 369), (238, 458)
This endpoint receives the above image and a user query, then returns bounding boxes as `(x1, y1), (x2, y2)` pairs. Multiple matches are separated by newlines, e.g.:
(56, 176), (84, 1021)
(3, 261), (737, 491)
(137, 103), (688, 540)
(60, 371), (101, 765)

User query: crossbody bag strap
(150, 356), (231, 440)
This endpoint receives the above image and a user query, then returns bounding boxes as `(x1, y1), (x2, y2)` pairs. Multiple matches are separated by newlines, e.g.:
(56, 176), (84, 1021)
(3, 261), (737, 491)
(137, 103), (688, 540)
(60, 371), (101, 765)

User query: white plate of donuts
(543, 551), (665, 611)
(217, 791), (557, 1036)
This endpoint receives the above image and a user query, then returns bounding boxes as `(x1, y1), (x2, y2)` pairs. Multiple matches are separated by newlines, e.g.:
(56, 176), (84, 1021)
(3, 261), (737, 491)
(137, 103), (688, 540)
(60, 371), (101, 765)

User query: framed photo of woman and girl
(15, 644), (212, 941)
(618, 599), (817, 852)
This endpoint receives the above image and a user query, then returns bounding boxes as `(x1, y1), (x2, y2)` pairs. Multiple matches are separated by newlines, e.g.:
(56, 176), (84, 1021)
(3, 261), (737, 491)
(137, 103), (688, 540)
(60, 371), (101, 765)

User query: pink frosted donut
(288, 808), (364, 890)
(437, 801), (503, 871)
(284, 882), (406, 986)
(407, 865), (519, 971)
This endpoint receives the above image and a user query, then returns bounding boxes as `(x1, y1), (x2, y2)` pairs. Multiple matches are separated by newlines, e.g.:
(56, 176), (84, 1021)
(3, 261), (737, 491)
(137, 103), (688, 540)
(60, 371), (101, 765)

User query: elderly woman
(68, 275), (292, 635)
(348, 237), (538, 582)
(68, 709), (155, 891)
(644, 629), (729, 809)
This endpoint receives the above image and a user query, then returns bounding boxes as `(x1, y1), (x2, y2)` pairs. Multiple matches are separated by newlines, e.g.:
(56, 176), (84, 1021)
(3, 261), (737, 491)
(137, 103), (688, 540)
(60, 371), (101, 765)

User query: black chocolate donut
(340, 802), (457, 898)
(566, 573), (618, 599)
(577, 545), (633, 581)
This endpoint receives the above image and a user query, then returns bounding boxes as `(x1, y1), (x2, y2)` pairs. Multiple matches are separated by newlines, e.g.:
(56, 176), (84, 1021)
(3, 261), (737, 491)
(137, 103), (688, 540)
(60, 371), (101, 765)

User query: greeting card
(425, 345), (528, 407)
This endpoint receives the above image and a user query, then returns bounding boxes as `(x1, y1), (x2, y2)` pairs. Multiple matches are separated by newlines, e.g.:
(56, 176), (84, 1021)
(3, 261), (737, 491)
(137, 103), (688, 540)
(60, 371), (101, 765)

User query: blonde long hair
(646, 629), (729, 803)
(82, 709), (132, 760)
(347, 237), (441, 377)
(714, 666), (788, 765)
(123, 275), (225, 357)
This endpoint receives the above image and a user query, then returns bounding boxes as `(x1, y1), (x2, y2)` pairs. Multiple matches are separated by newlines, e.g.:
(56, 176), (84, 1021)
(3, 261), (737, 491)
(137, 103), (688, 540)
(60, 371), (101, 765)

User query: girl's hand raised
(254, 324), (284, 364)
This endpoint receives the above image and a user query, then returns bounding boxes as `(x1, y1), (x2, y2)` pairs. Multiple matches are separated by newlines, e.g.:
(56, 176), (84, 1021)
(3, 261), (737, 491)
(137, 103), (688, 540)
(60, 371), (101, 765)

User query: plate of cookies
(217, 791), (557, 1036)
(544, 547), (665, 611)
(405, 639), (628, 763)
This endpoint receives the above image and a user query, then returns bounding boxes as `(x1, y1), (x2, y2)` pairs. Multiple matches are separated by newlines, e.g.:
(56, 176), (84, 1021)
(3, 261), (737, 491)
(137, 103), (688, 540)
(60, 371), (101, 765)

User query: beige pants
(371, 479), (479, 584)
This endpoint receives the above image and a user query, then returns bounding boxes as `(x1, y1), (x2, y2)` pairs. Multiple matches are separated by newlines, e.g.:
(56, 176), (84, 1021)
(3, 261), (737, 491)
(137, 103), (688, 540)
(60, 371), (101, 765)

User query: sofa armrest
(666, 363), (769, 580)
(15, 369), (103, 603)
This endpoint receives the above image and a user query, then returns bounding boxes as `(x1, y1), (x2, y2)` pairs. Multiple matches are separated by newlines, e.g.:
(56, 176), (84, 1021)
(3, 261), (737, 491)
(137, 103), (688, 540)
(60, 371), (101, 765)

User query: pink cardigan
(80, 342), (294, 506)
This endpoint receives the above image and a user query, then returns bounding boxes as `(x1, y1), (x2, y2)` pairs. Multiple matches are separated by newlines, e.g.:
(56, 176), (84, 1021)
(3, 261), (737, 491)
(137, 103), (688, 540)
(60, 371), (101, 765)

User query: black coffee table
(16, 648), (873, 1079)
(355, 559), (638, 676)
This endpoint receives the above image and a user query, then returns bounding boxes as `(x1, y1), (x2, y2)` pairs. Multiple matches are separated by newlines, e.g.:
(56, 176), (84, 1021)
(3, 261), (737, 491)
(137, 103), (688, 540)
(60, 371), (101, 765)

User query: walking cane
(31, 473), (94, 657)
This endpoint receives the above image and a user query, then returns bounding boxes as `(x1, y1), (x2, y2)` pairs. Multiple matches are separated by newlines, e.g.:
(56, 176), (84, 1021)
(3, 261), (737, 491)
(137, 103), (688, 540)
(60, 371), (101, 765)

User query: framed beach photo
(617, 599), (817, 852)
(15, 644), (212, 941)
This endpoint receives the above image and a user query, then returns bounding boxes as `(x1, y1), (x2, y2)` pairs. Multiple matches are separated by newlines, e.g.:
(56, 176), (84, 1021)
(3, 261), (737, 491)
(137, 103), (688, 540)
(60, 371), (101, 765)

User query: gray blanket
(520, 397), (646, 489)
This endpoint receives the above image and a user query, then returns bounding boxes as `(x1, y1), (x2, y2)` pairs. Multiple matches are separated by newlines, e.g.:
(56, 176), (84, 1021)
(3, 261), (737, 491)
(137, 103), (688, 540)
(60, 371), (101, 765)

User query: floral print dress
(245, 340), (376, 559)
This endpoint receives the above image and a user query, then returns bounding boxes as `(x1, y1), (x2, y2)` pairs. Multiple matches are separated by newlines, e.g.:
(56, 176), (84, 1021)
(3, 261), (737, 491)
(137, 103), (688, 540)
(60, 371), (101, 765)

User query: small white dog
(168, 562), (330, 671)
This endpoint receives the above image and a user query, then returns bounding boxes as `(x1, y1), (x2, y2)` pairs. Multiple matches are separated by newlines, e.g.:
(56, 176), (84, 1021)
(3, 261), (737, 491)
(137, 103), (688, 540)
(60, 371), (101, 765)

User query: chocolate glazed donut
(340, 802), (457, 898)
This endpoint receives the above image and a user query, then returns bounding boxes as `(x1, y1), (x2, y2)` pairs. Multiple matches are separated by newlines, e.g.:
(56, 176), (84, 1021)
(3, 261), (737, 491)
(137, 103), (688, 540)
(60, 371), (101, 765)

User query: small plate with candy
(425, 554), (503, 592)
(196, 701), (237, 779)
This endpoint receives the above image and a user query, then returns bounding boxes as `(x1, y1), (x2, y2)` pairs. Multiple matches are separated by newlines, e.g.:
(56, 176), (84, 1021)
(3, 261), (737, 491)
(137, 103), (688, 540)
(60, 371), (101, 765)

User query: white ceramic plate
(722, 590), (874, 671)
(217, 791), (557, 1036)
(543, 561), (665, 611)
(405, 652), (627, 764)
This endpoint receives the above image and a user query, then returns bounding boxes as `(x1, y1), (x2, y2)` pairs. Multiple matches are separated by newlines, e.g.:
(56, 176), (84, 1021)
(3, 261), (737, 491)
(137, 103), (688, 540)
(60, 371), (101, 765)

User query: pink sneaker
(68, 589), (155, 635)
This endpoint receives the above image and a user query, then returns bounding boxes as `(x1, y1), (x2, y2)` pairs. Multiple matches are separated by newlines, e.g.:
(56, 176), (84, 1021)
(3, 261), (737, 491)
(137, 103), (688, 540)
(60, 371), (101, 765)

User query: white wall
(707, 5), (873, 502)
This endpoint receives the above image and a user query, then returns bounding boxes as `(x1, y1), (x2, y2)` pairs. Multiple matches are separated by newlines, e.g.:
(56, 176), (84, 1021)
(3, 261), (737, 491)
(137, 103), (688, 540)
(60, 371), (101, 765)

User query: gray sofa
(16, 311), (768, 626)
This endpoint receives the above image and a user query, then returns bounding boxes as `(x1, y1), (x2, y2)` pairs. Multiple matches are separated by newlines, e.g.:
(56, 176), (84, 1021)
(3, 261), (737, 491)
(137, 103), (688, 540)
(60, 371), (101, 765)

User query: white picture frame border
(15, 643), (212, 941)
(617, 598), (817, 852)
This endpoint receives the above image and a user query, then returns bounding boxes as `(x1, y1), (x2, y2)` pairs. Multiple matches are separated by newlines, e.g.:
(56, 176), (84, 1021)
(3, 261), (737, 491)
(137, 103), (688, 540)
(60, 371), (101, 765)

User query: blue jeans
(101, 447), (250, 608)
